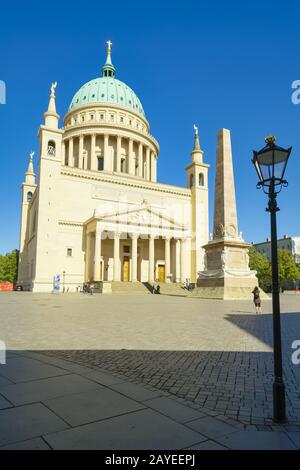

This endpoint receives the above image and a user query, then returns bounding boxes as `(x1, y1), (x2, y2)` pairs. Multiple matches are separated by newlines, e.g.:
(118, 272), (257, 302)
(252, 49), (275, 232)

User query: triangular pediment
(96, 206), (185, 230)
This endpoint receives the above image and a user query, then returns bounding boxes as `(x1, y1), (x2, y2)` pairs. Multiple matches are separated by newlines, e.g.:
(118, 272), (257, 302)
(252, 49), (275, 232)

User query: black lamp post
(252, 135), (292, 422)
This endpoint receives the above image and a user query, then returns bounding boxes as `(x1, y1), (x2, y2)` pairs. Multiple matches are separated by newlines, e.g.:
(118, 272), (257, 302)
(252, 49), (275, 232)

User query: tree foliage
(248, 246), (300, 292)
(0, 250), (19, 282)
(277, 249), (300, 287)
(248, 246), (272, 291)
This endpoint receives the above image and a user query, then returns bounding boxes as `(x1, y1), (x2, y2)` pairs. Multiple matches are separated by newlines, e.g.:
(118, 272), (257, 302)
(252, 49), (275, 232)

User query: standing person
(252, 286), (262, 314)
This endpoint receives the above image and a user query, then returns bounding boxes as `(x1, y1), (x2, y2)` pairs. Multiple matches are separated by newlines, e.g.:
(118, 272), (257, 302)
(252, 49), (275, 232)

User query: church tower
(186, 127), (210, 283)
(33, 83), (64, 291)
(18, 152), (37, 282)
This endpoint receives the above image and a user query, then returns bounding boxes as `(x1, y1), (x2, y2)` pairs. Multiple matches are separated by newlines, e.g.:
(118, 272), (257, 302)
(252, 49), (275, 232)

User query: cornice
(60, 166), (191, 198)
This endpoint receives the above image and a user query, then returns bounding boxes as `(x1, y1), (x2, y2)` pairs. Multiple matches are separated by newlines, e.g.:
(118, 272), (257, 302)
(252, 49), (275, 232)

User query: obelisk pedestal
(192, 128), (260, 299)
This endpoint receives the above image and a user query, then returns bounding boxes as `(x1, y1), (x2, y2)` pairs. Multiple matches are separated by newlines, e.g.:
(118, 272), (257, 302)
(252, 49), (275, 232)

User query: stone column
(131, 234), (138, 282)
(185, 236), (192, 282)
(79, 135), (84, 169)
(104, 134), (110, 171)
(91, 134), (96, 171)
(138, 143), (143, 177)
(113, 232), (120, 281)
(150, 151), (156, 182)
(94, 229), (102, 281)
(148, 235), (155, 282)
(175, 239), (181, 283)
(146, 147), (150, 180)
(180, 238), (187, 283)
(61, 141), (66, 165)
(128, 138), (134, 175)
(116, 135), (122, 172)
(68, 137), (74, 167)
(85, 232), (92, 282)
(165, 237), (171, 282)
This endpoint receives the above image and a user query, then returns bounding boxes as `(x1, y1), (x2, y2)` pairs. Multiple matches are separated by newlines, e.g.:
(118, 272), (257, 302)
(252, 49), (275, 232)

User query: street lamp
(252, 135), (292, 422)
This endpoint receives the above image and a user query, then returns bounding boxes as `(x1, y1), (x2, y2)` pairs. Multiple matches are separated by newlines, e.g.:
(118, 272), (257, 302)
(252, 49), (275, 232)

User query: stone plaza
(0, 292), (300, 449)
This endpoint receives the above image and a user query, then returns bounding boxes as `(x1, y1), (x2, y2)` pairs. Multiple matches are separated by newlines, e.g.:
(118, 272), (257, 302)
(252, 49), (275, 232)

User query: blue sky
(0, 0), (299, 253)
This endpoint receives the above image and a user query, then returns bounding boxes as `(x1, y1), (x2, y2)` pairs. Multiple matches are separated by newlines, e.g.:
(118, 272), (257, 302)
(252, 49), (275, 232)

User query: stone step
(150, 282), (188, 297)
(110, 282), (149, 294)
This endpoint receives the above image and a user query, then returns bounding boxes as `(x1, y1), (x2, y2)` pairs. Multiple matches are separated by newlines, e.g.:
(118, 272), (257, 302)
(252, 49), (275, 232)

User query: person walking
(252, 286), (262, 314)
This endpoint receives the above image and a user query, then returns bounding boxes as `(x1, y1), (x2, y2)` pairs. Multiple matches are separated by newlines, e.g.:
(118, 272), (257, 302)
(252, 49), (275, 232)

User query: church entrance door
(122, 256), (130, 282)
(158, 264), (165, 283)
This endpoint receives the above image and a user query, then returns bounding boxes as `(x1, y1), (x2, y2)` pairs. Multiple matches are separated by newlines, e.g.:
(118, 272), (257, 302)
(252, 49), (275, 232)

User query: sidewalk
(0, 351), (299, 450)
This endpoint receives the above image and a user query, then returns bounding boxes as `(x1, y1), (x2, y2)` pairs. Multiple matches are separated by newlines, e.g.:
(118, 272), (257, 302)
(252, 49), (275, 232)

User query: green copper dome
(69, 43), (145, 117)
(69, 77), (145, 116)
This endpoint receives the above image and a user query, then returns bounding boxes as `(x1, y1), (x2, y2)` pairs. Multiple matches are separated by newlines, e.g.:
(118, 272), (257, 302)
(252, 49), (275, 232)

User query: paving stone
(217, 431), (297, 450)
(44, 388), (145, 427)
(109, 381), (165, 402)
(0, 374), (102, 406)
(143, 397), (206, 423)
(185, 440), (229, 450)
(84, 370), (126, 386)
(0, 403), (68, 447)
(186, 416), (238, 439)
(0, 376), (14, 388)
(0, 437), (50, 450)
(44, 409), (206, 450)
(287, 432), (300, 449)
(0, 357), (68, 383)
(0, 395), (12, 410)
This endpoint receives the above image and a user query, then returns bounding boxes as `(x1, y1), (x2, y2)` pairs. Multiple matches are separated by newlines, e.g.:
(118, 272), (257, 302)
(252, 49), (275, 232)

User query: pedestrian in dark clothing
(252, 286), (261, 314)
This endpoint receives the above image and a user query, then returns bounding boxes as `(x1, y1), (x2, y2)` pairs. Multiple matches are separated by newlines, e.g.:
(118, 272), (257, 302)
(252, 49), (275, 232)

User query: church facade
(18, 43), (209, 292)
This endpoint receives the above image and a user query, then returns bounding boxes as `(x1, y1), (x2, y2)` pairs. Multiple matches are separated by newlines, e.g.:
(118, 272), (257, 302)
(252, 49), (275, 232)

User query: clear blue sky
(1, 0), (299, 254)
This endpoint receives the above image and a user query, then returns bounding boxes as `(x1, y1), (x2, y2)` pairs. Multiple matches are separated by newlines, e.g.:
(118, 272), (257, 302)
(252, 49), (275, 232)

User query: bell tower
(32, 83), (64, 291)
(186, 126), (210, 283)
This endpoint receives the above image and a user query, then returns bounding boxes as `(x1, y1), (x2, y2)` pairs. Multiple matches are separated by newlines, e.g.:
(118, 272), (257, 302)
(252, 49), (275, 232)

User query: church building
(18, 42), (209, 292)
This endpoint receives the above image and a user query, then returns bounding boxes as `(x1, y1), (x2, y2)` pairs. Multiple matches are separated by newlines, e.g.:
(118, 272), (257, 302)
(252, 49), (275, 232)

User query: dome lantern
(102, 40), (116, 78)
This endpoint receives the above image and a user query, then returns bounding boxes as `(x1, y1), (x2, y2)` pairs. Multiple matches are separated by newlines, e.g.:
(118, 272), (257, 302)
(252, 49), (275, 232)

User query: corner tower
(186, 126), (210, 283)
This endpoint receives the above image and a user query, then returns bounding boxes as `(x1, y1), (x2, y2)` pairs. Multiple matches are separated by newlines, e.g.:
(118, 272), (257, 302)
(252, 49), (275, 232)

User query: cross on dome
(102, 40), (115, 78)
(107, 40), (112, 53)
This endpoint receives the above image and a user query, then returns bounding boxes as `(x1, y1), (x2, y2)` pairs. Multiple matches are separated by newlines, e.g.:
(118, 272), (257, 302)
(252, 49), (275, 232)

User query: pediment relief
(97, 206), (185, 230)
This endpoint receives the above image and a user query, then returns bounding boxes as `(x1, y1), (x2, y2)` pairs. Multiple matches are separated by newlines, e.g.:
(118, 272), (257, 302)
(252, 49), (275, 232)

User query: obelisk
(193, 128), (259, 299)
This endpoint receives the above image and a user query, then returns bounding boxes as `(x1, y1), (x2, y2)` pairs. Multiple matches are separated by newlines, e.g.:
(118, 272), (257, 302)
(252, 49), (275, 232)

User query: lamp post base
(273, 378), (286, 422)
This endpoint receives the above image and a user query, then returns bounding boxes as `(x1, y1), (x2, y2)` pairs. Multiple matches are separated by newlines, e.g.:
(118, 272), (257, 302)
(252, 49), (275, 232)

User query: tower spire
(25, 151), (36, 184)
(44, 82), (60, 129)
(102, 40), (116, 78)
(191, 124), (203, 163)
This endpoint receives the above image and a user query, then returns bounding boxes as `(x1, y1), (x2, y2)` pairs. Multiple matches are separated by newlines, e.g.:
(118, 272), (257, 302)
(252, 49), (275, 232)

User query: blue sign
(53, 274), (61, 292)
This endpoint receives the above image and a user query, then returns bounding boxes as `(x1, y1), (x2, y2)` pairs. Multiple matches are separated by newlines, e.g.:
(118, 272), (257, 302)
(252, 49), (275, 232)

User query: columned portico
(84, 206), (191, 286)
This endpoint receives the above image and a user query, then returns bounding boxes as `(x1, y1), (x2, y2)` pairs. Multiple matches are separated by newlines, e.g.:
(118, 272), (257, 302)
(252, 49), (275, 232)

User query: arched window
(47, 140), (56, 156)
(199, 173), (204, 186)
(189, 174), (194, 188)
(27, 191), (33, 202)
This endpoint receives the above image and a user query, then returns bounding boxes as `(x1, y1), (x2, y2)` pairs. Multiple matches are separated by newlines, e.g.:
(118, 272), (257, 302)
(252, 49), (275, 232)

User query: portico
(84, 207), (191, 284)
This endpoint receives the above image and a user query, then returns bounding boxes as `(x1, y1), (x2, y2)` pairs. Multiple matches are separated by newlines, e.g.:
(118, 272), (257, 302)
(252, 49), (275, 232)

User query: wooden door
(123, 257), (130, 282)
(158, 264), (165, 283)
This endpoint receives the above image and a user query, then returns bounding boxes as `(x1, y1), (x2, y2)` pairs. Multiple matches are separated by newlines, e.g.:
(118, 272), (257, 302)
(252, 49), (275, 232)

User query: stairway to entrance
(110, 282), (150, 294)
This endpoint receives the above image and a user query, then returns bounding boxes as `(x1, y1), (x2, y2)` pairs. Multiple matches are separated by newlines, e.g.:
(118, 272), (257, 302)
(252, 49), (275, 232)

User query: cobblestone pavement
(1, 292), (300, 427)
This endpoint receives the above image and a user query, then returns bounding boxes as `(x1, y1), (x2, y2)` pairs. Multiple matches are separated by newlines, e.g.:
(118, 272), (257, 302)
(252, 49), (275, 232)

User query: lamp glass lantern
(252, 136), (292, 188)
